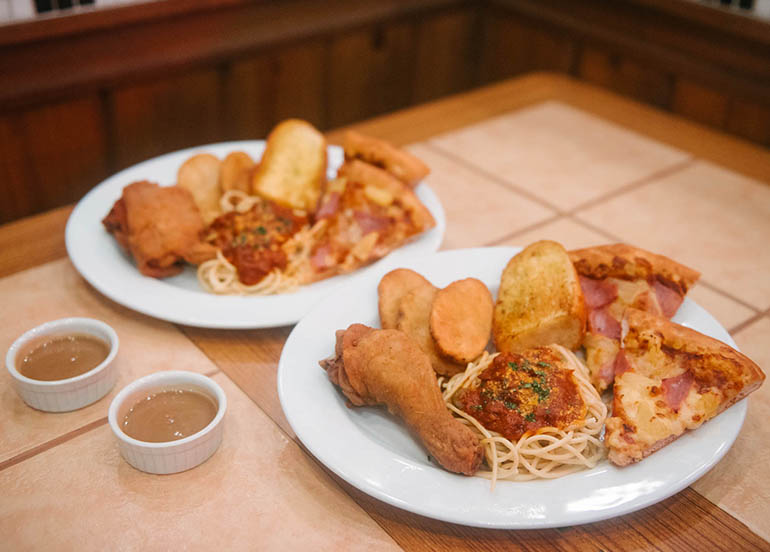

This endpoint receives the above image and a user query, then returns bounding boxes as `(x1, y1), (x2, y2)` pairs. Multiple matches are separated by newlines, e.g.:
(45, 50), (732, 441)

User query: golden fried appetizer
(251, 119), (326, 212)
(320, 324), (483, 475)
(103, 181), (215, 278)
(493, 240), (586, 353)
(396, 282), (464, 377)
(378, 268), (433, 329)
(177, 153), (222, 224)
(219, 151), (255, 194)
(430, 278), (494, 364)
(343, 130), (430, 187)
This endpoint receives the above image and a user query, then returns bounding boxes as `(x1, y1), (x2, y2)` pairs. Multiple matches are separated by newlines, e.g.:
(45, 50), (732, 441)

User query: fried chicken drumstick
(320, 324), (483, 475)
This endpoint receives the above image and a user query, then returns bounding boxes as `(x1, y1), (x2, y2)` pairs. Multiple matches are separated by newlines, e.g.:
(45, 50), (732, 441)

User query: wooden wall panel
(577, 47), (673, 109)
(478, 10), (575, 85)
(270, 41), (327, 130)
(224, 53), (276, 141)
(0, 98), (107, 224)
(726, 100), (770, 147)
(412, 8), (478, 104)
(327, 21), (415, 129)
(0, 116), (33, 224)
(111, 69), (222, 170)
(672, 79), (730, 130)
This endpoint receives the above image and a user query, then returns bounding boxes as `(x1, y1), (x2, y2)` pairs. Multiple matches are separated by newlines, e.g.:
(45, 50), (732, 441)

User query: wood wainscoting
(1, 0), (768, 224)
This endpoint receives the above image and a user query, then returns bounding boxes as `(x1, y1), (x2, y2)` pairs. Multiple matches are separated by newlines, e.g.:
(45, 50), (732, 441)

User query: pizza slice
(605, 308), (765, 466)
(568, 244), (700, 392)
(306, 159), (435, 281)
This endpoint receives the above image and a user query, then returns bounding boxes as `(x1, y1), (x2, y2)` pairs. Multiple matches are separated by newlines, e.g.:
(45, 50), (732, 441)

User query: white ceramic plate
(65, 141), (445, 329)
(277, 247), (747, 528)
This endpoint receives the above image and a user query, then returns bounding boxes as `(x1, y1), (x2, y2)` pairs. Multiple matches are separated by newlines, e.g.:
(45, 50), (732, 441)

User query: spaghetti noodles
(441, 344), (607, 487)
(197, 218), (327, 296)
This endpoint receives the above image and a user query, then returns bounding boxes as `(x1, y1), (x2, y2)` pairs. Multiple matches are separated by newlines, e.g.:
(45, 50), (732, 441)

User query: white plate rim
(277, 246), (747, 529)
(65, 140), (445, 329)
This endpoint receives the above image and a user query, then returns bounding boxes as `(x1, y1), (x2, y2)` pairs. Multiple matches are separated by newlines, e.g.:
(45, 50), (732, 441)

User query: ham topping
(316, 192), (340, 220)
(598, 359), (615, 387)
(579, 276), (618, 309)
(653, 279), (684, 318)
(661, 370), (694, 412)
(353, 210), (389, 235)
(613, 350), (632, 377)
(588, 307), (622, 339)
(311, 243), (333, 270)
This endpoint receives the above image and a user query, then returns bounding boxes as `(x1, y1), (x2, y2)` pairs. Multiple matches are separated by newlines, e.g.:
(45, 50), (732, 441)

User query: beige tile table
(1, 73), (769, 551)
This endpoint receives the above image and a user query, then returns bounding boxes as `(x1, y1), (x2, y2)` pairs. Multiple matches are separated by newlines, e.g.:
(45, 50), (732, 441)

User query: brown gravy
(121, 388), (218, 443)
(17, 333), (110, 381)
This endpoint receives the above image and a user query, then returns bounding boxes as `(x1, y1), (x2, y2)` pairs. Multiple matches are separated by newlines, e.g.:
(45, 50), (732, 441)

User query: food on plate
(442, 344), (606, 483)
(377, 268), (433, 329)
(308, 160), (435, 281)
(493, 240), (586, 354)
(103, 120), (436, 295)
(320, 242), (764, 485)
(393, 279), (464, 377)
(219, 151), (255, 194)
(320, 324), (483, 475)
(103, 181), (216, 278)
(197, 197), (313, 294)
(569, 244), (700, 393)
(177, 153), (222, 224)
(251, 119), (326, 211)
(605, 308), (764, 466)
(430, 278), (494, 364)
(342, 130), (430, 187)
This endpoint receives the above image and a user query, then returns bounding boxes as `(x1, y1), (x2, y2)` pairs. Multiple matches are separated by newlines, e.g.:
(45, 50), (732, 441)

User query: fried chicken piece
(103, 180), (216, 278)
(320, 324), (483, 475)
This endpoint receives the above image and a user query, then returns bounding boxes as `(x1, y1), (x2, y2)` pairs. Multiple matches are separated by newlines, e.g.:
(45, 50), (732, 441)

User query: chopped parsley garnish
(536, 361), (551, 368)
(256, 226), (267, 235)
(507, 361), (520, 371)
(525, 413), (536, 422)
(503, 401), (519, 411)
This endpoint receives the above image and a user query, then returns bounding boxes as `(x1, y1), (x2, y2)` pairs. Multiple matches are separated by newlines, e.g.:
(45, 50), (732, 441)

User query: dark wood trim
(489, 0), (770, 105)
(0, 0), (464, 111)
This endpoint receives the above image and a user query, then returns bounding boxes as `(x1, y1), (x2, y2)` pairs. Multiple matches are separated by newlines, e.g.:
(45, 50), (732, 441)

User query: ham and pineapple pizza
(568, 244), (700, 393)
(307, 160), (435, 282)
(605, 308), (765, 466)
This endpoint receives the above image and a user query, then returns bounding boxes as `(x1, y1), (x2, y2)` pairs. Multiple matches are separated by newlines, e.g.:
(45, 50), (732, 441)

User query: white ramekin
(108, 371), (226, 475)
(6, 317), (119, 412)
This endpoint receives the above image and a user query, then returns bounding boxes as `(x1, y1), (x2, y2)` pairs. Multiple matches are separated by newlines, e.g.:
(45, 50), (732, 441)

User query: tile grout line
(484, 214), (562, 246)
(565, 157), (697, 215)
(0, 417), (108, 472)
(421, 141), (566, 214)
(729, 307), (770, 336)
(698, 280), (764, 317)
(423, 141), (696, 223)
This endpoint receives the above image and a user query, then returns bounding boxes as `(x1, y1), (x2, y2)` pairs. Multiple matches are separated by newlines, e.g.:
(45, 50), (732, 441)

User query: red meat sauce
(454, 349), (587, 441)
(204, 199), (308, 285)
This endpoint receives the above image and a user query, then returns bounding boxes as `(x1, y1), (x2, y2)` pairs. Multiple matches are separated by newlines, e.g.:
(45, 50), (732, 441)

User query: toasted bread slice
(606, 308), (765, 466)
(493, 240), (586, 353)
(343, 130), (430, 187)
(251, 119), (326, 212)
